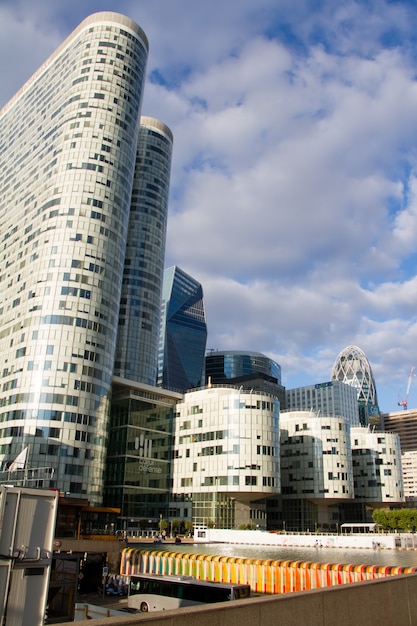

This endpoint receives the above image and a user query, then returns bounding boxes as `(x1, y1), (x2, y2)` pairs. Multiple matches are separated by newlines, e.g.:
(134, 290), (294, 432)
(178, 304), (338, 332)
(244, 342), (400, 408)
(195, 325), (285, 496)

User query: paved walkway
(77, 590), (129, 611)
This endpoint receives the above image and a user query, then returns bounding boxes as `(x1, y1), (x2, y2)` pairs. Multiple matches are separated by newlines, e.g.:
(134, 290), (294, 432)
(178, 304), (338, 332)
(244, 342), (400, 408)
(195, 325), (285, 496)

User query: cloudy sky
(1, 0), (417, 412)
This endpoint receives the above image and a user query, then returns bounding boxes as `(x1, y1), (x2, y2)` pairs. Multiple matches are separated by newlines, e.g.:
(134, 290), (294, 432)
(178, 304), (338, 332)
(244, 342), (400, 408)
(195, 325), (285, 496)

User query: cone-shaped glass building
(331, 345), (379, 426)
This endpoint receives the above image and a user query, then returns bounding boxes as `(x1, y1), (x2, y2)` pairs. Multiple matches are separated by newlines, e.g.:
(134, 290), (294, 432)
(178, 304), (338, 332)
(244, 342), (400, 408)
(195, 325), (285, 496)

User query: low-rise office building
(171, 386), (280, 529)
(351, 427), (403, 504)
(278, 410), (353, 531)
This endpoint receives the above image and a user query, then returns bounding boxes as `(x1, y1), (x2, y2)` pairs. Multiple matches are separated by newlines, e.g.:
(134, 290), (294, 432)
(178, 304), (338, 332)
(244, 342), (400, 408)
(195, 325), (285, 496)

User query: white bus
(340, 523), (382, 534)
(128, 573), (251, 612)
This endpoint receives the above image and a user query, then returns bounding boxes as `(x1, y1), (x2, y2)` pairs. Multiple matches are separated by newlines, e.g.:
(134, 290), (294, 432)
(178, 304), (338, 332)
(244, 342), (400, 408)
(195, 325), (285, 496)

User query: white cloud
(2, 0), (417, 411)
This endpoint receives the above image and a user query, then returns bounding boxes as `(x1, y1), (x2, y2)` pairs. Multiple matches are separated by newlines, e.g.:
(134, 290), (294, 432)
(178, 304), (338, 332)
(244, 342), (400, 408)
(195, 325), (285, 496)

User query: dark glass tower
(205, 351), (282, 383)
(157, 266), (207, 392)
(205, 351), (285, 406)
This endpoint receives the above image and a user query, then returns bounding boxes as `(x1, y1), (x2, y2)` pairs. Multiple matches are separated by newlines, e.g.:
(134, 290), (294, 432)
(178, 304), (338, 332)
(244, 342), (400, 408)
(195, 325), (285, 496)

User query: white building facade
(401, 451), (417, 501)
(351, 427), (403, 504)
(171, 387), (280, 528)
(280, 410), (354, 501)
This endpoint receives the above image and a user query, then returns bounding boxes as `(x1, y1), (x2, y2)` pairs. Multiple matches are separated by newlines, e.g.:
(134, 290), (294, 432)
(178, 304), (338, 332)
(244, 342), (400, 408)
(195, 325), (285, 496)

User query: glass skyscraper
(0, 12), (172, 504)
(114, 118), (173, 384)
(157, 266), (207, 392)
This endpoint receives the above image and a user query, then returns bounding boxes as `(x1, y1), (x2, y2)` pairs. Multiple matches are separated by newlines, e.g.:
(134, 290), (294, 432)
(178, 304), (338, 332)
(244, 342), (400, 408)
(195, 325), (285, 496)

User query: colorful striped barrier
(120, 547), (417, 595)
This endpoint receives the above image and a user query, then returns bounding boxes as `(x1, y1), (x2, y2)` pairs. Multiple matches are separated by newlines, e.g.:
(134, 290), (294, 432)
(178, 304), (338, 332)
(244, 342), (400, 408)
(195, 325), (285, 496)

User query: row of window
(179, 475), (277, 488)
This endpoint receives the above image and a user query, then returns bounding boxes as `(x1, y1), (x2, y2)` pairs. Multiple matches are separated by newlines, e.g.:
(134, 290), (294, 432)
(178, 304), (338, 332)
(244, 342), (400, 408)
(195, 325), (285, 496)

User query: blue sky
(1, 0), (417, 412)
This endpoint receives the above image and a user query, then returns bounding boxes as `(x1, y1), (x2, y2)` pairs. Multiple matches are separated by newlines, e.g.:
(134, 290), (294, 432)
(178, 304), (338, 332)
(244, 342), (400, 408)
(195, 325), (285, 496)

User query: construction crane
(398, 366), (415, 410)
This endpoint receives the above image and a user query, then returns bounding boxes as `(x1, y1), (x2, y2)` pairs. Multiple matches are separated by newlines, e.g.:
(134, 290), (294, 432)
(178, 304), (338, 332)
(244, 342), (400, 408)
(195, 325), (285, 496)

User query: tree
(238, 522), (257, 530)
(171, 519), (181, 533)
(372, 508), (417, 532)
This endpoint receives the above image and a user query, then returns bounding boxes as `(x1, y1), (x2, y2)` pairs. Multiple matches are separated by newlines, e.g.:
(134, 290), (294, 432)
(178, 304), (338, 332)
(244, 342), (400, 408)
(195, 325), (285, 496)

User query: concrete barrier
(60, 571), (417, 625)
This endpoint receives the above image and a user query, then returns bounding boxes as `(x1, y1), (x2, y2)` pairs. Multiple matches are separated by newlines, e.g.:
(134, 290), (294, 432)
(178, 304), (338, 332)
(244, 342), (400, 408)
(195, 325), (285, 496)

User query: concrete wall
(67, 572), (417, 626)
(55, 539), (124, 572)
(195, 528), (409, 550)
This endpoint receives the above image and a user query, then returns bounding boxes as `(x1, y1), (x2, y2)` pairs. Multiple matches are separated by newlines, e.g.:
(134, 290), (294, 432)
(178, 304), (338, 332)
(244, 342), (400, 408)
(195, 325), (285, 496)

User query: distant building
(205, 351), (285, 407)
(381, 409), (417, 501)
(400, 452), (417, 501)
(331, 345), (380, 426)
(157, 266), (207, 392)
(286, 380), (360, 426)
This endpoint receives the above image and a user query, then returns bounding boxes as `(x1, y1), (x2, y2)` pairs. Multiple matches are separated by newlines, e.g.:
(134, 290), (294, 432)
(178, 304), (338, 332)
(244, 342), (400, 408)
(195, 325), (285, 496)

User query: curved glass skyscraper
(114, 118), (173, 384)
(0, 13), (172, 504)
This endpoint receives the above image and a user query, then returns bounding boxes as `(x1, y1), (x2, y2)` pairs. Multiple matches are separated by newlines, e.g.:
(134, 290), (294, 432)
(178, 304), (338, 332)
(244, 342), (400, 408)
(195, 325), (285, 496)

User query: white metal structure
(398, 366), (415, 410)
(128, 574), (251, 612)
(340, 523), (381, 534)
(0, 486), (58, 626)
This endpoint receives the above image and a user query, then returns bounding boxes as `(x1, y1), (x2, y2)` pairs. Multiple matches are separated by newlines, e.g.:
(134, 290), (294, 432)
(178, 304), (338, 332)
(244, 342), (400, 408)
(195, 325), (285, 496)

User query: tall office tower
(114, 118), (173, 384)
(0, 13), (152, 504)
(331, 345), (379, 426)
(157, 266), (207, 392)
